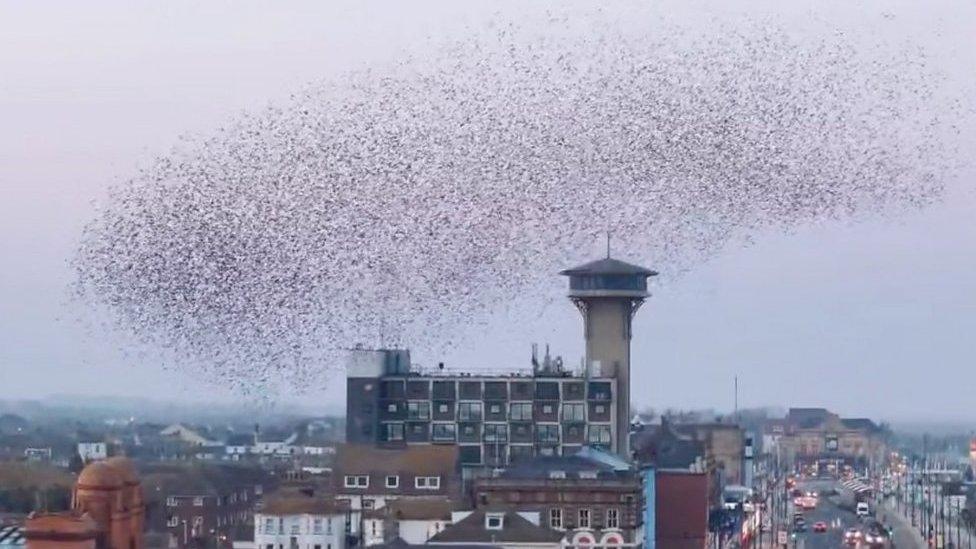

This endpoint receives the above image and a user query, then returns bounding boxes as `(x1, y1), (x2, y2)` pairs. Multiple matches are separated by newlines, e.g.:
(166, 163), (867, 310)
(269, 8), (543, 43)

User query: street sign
(778, 530), (788, 545)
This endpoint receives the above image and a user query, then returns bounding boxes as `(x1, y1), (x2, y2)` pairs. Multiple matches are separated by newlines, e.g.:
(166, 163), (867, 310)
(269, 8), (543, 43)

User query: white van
(856, 502), (870, 517)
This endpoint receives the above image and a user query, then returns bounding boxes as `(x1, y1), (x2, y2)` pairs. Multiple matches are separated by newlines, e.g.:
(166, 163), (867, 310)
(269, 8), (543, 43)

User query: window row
(343, 475), (441, 490)
(391, 401), (603, 421)
(548, 508), (620, 530)
(383, 422), (611, 445)
(382, 380), (610, 401)
(259, 517), (335, 535)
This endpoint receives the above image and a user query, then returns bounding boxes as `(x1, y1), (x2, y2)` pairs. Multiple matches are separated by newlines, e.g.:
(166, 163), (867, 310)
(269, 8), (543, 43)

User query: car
(813, 521), (828, 532)
(863, 529), (887, 547)
(843, 528), (862, 546)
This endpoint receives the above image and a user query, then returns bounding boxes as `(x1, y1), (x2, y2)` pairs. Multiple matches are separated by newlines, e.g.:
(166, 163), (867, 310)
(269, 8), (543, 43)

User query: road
(792, 479), (866, 549)
(761, 478), (923, 549)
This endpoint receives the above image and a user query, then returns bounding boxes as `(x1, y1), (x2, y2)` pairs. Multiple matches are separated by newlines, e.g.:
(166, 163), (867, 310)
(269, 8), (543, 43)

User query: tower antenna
(606, 231), (611, 258)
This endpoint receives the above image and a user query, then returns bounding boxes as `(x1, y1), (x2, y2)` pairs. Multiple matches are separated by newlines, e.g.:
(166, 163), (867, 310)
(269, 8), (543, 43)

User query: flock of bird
(72, 14), (961, 394)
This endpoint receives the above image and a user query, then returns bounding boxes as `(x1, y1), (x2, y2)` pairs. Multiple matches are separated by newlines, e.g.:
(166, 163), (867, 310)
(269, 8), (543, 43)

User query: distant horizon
(3, 392), (973, 430)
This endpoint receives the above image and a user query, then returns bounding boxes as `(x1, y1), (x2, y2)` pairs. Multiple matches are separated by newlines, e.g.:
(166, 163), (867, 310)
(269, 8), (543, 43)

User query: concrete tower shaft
(561, 256), (657, 459)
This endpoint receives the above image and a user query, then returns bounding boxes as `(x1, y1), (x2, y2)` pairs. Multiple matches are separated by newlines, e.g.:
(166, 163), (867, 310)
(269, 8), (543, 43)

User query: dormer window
(344, 475), (369, 488)
(579, 471), (598, 479)
(548, 470), (566, 479)
(486, 513), (504, 530)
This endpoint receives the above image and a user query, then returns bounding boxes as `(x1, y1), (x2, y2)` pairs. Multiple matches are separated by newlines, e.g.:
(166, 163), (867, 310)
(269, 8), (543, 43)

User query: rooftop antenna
(606, 230), (612, 258)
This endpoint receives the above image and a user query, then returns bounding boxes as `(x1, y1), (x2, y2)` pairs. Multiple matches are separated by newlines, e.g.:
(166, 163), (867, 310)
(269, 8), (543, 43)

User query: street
(759, 478), (924, 549)
(793, 479), (866, 549)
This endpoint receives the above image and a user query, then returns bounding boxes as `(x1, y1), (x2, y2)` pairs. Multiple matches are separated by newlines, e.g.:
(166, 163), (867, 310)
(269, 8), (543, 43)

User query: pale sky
(1, 1), (974, 421)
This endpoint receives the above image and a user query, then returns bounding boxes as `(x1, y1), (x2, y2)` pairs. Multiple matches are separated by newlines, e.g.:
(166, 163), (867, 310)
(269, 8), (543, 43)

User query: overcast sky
(1, 1), (973, 422)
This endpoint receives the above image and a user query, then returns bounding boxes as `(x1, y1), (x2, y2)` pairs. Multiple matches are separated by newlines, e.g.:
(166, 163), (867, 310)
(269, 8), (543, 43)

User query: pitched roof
(840, 418), (879, 432)
(560, 257), (657, 277)
(260, 488), (350, 516)
(428, 511), (563, 544)
(375, 538), (497, 549)
(632, 422), (704, 470)
(786, 408), (833, 429)
(384, 498), (457, 521)
(140, 463), (271, 497)
(496, 448), (633, 481)
(225, 434), (254, 446)
(335, 444), (458, 476)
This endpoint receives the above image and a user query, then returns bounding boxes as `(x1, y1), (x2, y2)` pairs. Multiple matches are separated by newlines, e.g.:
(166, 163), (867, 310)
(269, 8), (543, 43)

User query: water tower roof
(560, 257), (657, 277)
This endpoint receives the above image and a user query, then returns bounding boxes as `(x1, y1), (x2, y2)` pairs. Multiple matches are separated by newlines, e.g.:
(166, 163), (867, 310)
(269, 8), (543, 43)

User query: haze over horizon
(2, 1), (974, 423)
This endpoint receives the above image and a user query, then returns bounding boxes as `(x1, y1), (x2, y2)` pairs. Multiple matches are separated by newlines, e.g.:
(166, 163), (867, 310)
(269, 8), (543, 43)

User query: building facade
(770, 408), (886, 470)
(471, 448), (641, 546)
(346, 348), (619, 467)
(346, 255), (657, 465)
(254, 490), (348, 549)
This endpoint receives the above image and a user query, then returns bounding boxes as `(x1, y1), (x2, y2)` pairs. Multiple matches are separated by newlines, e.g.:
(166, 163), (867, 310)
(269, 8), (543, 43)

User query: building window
(542, 404), (554, 414)
(549, 508), (563, 530)
(415, 476), (441, 489)
(167, 516), (179, 527)
(489, 403), (502, 414)
(578, 509), (590, 529)
(438, 403), (449, 414)
(594, 404), (606, 415)
(562, 403), (586, 422)
(606, 508), (619, 529)
(510, 403), (532, 421)
(579, 470), (598, 479)
(313, 518), (323, 534)
(407, 401), (430, 420)
(548, 470), (566, 479)
(588, 425), (611, 446)
(458, 402), (483, 421)
(385, 423), (404, 441)
(344, 475), (369, 488)
(166, 497), (178, 507)
(536, 425), (559, 444)
(432, 423), (456, 441)
(363, 499), (375, 509)
(387, 403), (397, 413)
(386, 475), (399, 488)
(193, 497), (204, 506)
(484, 424), (507, 442)
(264, 518), (275, 534)
(486, 513), (504, 530)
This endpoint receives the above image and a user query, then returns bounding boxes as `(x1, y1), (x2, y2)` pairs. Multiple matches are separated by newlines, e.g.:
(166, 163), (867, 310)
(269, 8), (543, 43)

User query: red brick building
(655, 471), (708, 549)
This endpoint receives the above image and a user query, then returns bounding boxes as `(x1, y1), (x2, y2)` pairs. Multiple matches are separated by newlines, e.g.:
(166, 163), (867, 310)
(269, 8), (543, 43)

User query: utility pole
(733, 375), (738, 422)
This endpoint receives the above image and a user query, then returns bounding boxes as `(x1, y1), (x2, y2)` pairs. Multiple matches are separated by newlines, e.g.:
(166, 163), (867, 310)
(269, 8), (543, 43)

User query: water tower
(561, 252), (657, 457)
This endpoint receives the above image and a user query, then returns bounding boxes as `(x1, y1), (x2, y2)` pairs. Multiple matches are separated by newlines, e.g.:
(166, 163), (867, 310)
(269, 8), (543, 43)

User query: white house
(255, 489), (349, 549)
(254, 431), (299, 457)
(160, 423), (212, 446)
(77, 442), (107, 461)
(225, 433), (255, 459)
